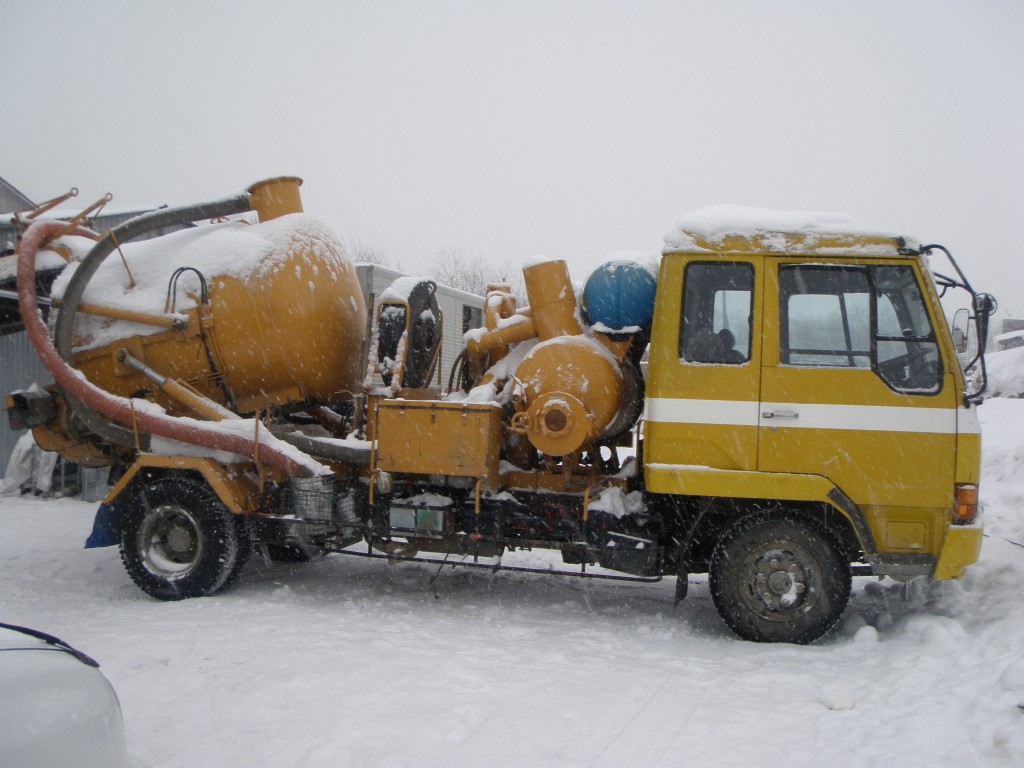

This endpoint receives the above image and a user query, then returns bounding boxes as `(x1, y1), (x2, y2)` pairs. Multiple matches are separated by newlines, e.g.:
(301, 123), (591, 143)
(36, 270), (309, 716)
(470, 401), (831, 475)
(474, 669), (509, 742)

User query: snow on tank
(49, 214), (368, 416)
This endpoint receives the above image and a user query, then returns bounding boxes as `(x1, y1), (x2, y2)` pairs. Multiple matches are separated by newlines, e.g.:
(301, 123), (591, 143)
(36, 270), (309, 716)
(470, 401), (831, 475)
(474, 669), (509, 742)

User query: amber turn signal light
(953, 483), (979, 524)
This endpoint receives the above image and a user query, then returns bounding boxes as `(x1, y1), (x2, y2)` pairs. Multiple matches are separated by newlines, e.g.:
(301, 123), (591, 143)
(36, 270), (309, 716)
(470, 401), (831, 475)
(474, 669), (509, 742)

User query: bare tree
(489, 257), (525, 303)
(430, 247), (489, 296)
(345, 236), (399, 270)
(428, 247), (526, 300)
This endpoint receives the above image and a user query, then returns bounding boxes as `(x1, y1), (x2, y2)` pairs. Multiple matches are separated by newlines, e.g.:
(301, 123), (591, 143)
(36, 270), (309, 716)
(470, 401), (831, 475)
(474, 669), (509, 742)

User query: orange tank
(508, 260), (640, 456)
(61, 190), (367, 417)
(515, 333), (634, 456)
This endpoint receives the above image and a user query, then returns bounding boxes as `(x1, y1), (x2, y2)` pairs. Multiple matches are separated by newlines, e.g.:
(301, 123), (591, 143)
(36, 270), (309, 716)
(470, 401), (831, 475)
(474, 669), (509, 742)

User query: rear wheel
(119, 476), (251, 600)
(709, 511), (851, 644)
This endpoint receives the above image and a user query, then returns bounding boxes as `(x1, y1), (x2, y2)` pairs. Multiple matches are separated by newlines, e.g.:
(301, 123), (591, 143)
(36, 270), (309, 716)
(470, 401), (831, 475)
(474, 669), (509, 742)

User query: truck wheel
(119, 476), (252, 601)
(709, 511), (851, 644)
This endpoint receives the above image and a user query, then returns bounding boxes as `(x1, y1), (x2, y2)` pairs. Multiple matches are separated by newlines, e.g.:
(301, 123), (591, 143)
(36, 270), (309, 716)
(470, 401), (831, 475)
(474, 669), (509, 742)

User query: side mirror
(952, 308), (970, 354)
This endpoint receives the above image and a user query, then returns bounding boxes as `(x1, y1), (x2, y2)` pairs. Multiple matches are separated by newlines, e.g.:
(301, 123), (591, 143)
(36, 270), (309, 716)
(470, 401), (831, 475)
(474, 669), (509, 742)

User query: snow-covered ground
(3, 399), (1024, 767)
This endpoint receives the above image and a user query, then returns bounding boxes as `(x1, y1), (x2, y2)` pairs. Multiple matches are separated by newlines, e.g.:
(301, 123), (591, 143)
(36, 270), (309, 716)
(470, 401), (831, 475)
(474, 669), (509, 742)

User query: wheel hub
(166, 526), (194, 555)
(749, 549), (811, 613)
(767, 570), (793, 595)
(138, 504), (204, 579)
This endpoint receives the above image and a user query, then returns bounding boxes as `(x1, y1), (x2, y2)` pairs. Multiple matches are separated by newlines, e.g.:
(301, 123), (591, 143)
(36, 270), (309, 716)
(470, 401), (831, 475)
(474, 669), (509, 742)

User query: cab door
(645, 255), (763, 473)
(758, 259), (958, 555)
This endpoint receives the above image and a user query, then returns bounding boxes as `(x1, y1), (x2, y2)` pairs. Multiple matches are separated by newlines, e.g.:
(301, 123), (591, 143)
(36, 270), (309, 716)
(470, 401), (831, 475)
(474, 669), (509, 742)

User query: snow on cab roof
(663, 204), (916, 256)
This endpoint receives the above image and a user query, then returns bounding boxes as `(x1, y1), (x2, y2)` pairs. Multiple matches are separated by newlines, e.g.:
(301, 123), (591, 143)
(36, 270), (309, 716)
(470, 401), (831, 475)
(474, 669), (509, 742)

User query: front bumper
(932, 515), (984, 579)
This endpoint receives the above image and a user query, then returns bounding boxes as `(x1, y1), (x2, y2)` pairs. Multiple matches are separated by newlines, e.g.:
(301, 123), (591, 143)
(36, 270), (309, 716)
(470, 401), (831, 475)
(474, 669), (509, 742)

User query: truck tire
(709, 511), (851, 644)
(119, 476), (252, 600)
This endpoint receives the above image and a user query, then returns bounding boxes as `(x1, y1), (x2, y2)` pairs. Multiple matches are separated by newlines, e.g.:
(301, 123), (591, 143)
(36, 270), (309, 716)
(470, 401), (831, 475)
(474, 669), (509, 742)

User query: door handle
(762, 410), (799, 420)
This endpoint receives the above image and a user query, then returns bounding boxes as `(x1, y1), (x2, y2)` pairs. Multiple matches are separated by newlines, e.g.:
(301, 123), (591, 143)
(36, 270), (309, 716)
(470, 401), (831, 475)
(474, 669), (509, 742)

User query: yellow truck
(3, 178), (994, 643)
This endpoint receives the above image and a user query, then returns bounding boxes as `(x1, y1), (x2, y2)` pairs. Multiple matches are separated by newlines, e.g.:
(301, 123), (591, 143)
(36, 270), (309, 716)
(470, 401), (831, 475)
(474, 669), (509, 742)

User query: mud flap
(674, 570), (688, 608)
(84, 503), (120, 548)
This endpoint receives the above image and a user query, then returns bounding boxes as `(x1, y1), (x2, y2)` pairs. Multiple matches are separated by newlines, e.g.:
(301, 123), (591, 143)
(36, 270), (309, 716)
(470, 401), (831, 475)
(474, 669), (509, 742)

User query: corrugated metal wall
(0, 178), (34, 222)
(0, 177), (196, 472)
(1, 211), (184, 254)
(0, 331), (52, 475)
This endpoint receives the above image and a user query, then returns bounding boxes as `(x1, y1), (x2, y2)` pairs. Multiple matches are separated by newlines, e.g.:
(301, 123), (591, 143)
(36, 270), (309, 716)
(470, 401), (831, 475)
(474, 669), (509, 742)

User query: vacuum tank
(56, 179), (368, 417)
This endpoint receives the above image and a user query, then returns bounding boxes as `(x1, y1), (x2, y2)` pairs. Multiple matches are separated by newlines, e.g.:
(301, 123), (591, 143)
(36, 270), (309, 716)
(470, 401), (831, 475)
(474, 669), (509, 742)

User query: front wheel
(119, 476), (252, 600)
(709, 511), (851, 644)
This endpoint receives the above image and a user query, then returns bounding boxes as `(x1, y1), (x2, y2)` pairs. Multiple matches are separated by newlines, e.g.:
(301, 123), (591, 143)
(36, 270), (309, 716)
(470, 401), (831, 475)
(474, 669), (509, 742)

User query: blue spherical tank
(582, 260), (657, 334)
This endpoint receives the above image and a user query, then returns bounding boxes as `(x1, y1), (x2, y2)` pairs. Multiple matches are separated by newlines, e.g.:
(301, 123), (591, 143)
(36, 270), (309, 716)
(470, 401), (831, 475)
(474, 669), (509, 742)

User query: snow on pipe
(279, 432), (372, 466)
(17, 219), (320, 480)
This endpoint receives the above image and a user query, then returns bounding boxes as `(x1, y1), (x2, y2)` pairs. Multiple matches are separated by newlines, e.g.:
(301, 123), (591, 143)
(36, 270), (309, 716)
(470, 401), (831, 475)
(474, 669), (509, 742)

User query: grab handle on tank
(165, 266), (208, 313)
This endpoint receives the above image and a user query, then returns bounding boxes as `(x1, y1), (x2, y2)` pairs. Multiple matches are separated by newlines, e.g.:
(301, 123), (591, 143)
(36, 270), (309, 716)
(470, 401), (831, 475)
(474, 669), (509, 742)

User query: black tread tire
(119, 476), (252, 600)
(709, 511), (851, 644)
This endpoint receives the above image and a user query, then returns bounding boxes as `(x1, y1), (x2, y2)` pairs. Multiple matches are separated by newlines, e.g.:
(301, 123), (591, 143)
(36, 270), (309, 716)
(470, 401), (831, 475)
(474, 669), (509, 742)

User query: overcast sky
(7, 1), (1023, 312)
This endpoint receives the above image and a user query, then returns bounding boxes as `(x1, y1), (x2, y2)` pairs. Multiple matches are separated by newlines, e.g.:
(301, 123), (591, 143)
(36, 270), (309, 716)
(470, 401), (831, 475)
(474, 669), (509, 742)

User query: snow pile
(818, 680), (855, 711)
(449, 338), (538, 405)
(0, 432), (57, 496)
(0, 245), (72, 282)
(378, 275), (433, 303)
(602, 249), (659, 277)
(588, 487), (644, 519)
(983, 345), (1024, 398)
(977, 397), (1024, 547)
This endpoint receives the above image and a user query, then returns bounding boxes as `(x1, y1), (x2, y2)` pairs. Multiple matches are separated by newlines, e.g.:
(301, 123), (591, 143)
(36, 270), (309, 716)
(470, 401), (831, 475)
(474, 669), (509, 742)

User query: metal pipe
(327, 547), (664, 584)
(48, 194), (113, 242)
(116, 350), (237, 422)
(277, 432), (372, 466)
(18, 188), (78, 224)
(1, 288), (49, 306)
(68, 301), (188, 330)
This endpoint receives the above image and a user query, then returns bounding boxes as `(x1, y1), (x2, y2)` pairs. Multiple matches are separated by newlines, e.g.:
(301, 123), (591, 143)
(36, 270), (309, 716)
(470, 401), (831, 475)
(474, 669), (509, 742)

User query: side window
(779, 266), (870, 367)
(873, 266), (941, 393)
(679, 262), (753, 364)
(779, 264), (942, 394)
(462, 304), (482, 334)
